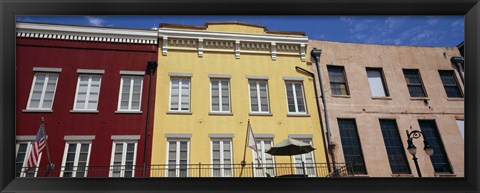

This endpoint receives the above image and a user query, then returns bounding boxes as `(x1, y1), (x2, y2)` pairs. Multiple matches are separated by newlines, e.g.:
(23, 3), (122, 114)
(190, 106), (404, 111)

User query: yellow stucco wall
(150, 25), (327, 177)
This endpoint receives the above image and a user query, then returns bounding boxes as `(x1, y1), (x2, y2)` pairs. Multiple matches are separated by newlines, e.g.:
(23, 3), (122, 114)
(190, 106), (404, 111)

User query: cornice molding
(16, 22), (158, 45)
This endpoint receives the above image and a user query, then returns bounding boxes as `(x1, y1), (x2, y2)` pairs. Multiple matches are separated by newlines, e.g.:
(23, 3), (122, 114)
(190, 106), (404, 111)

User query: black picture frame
(1, 0), (478, 192)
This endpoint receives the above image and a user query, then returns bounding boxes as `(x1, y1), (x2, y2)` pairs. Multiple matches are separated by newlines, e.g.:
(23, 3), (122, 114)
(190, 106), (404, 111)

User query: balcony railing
(20, 163), (355, 178)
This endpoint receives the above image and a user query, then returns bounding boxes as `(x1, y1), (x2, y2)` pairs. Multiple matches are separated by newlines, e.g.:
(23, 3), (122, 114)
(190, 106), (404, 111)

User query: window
(118, 76), (143, 111)
(73, 74), (102, 110)
(248, 80), (270, 113)
(366, 68), (389, 97)
(110, 141), (137, 177)
(379, 120), (411, 174)
(252, 139), (275, 177)
(26, 73), (59, 110)
(418, 120), (453, 173)
(285, 82), (307, 114)
(211, 139), (233, 177)
(210, 79), (230, 112)
(456, 120), (464, 140)
(15, 142), (39, 177)
(169, 78), (190, 112)
(403, 69), (426, 97)
(338, 119), (367, 174)
(327, 66), (349, 95)
(439, 70), (463, 98)
(166, 140), (189, 177)
(61, 142), (91, 177)
(293, 139), (316, 177)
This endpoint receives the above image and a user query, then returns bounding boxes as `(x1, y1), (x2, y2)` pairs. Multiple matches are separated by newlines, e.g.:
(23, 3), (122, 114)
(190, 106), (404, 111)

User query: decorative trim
(300, 44), (306, 62)
(120, 71), (145, 75)
(64, 135), (95, 141)
(33, 67), (62, 72)
(288, 134), (313, 139)
(165, 133), (192, 138)
(255, 134), (275, 138)
(208, 74), (231, 79)
(208, 134), (234, 138)
(283, 77), (304, 81)
(246, 75), (269, 80)
(198, 38), (204, 57)
(168, 72), (192, 77)
(77, 69), (105, 74)
(162, 36), (168, 56)
(17, 22), (157, 45)
(235, 40), (240, 59)
(16, 136), (36, 141)
(111, 135), (141, 140)
(271, 42), (277, 61)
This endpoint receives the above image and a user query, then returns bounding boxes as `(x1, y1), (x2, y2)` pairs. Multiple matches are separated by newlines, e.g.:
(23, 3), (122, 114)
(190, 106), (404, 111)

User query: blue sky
(16, 16), (464, 47)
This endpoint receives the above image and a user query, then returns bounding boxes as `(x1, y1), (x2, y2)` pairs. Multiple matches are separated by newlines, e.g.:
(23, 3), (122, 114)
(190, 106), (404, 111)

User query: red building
(15, 22), (158, 177)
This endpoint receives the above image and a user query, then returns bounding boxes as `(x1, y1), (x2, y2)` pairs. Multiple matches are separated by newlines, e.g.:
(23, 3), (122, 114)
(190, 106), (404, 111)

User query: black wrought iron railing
(20, 163), (355, 178)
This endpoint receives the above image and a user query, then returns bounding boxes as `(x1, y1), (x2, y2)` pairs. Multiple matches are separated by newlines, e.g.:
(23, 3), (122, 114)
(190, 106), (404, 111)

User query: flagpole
(41, 117), (54, 177)
(239, 119), (250, 177)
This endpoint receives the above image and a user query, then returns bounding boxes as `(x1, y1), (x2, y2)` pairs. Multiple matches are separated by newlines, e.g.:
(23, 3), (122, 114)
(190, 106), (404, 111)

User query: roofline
(308, 39), (459, 49)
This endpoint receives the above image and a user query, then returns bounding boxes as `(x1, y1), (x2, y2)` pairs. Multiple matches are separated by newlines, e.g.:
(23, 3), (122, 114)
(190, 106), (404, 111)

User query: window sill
(22, 109), (53, 113)
(447, 98), (464, 101)
(372, 96), (392, 100)
(391, 174), (414, 177)
(410, 97), (430, 101)
(249, 112), (273, 116)
(167, 111), (192, 115)
(434, 172), (456, 177)
(287, 113), (310, 117)
(115, 110), (143, 114)
(209, 112), (233, 116)
(331, 95), (351, 98)
(351, 174), (369, 177)
(70, 110), (99, 114)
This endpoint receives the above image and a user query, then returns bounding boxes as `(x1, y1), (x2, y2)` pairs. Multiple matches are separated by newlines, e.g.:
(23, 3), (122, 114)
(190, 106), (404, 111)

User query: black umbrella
(266, 138), (315, 156)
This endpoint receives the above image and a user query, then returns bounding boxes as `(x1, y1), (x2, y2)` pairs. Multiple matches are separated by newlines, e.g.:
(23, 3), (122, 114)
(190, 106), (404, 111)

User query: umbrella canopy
(266, 138), (315, 156)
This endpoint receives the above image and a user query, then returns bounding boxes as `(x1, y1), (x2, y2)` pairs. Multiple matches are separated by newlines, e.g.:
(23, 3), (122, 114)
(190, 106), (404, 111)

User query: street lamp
(406, 130), (434, 177)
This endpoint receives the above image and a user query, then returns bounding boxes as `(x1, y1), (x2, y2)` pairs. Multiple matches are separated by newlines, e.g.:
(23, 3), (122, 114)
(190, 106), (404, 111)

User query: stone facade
(307, 40), (464, 177)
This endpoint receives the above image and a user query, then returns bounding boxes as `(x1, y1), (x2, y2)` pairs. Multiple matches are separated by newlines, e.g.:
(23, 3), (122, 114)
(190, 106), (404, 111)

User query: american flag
(25, 122), (46, 172)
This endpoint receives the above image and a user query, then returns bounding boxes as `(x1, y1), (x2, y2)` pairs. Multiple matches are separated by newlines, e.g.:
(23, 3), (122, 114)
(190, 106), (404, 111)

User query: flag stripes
(26, 121), (46, 171)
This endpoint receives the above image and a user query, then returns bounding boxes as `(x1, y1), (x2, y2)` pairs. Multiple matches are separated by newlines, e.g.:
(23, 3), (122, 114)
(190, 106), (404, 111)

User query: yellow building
(150, 22), (328, 177)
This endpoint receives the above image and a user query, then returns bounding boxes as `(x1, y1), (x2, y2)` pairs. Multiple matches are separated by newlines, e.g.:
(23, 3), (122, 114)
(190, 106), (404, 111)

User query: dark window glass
(403, 69), (426, 97)
(327, 66), (349, 95)
(439, 70), (462, 98)
(338, 119), (367, 174)
(379, 120), (411, 174)
(418, 120), (453, 173)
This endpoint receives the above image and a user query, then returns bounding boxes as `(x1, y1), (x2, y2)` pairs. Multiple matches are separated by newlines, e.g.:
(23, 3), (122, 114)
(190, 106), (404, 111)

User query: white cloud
(86, 16), (105, 27)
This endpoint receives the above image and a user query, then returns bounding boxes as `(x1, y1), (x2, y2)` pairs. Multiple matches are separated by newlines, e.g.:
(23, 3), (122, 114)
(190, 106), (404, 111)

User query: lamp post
(406, 130), (434, 177)
(143, 61), (157, 177)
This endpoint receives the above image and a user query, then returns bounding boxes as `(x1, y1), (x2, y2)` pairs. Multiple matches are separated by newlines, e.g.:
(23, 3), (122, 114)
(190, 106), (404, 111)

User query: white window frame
(248, 80), (270, 113)
(285, 81), (307, 114)
(15, 141), (41, 177)
(210, 139), (233, 177)
(73, 74), (102, 111)
(210, 79), (231, 113)
(26, 72), (59, 110)
(165, 139), (190, 177)
(251, 139), (275, 177)
(109, 141), (138, 177)
(117, 76), (144, 112)
(292, 139), (317, 177)
(60, 141), (92, 177)
(169, 78), (191, 112)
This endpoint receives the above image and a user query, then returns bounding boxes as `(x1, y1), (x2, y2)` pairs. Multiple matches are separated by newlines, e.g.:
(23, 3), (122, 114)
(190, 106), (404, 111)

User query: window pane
(367, 69), (387, 97)
(379, 120), (411, 174)
(419, 120), (452, 173)
(456, 120), (464, 140)
(338, 119), (367, 174)
(439, 70), (462, 98)
(403, 69), (426, 97)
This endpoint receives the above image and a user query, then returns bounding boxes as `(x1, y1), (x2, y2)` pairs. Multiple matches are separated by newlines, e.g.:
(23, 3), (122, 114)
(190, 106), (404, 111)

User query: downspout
(310, 48), (337, 172)
(295, 66), (331, 174)
(450, 56), (465, 84)
(143, 61), (158, 177)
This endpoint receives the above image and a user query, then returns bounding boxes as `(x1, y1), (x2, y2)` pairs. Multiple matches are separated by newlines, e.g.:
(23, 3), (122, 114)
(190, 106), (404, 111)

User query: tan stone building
(307, 40), (464, 177)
